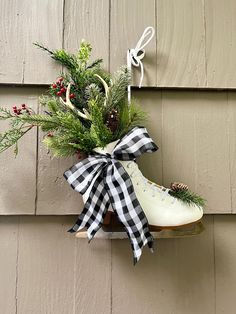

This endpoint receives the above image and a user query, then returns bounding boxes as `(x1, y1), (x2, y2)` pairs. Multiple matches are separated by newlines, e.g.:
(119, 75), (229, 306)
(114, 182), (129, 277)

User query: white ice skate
(80, 140), (204, 235)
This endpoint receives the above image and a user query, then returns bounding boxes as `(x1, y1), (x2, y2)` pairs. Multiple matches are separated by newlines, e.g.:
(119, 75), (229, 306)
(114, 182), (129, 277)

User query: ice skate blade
(101, 211), (204, 236)
(74, 221), (204, 239)
(152, 221), (205, 238)
(150, 218), (202, 231)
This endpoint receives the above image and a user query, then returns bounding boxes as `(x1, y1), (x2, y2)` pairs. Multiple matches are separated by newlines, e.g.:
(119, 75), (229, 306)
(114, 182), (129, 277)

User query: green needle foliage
(0, 40), (147, 157)
(169, 189), (206, 208)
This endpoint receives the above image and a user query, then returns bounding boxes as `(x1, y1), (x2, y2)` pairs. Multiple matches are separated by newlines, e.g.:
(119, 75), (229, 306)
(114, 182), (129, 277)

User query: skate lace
(127, 162), (176, 204)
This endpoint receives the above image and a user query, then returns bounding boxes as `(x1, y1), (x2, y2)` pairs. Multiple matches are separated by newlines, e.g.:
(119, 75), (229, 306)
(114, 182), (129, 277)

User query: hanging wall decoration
(0, 27), (205, 264)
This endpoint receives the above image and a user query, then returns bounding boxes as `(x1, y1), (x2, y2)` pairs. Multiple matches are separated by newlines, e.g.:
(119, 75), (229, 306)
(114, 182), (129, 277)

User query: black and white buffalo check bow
(64, 126), (158, 263)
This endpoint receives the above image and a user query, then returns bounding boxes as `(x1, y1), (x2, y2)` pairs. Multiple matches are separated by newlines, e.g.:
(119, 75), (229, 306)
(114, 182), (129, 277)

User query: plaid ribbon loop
(64, 126), (158, 263)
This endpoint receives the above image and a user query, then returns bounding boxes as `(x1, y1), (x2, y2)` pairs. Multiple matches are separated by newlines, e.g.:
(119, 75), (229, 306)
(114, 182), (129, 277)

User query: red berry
(21, 104), (26, 108)
(59, 77), (63, 82)
(56, 91), (62, 96)
(13, 105), (17, 109)
(69, 93), (75, 99)
(52, 84), (57, 89)
(47, 133), (53, 137)
(13, 109), (18, 113)
(60, 87), (66, 93)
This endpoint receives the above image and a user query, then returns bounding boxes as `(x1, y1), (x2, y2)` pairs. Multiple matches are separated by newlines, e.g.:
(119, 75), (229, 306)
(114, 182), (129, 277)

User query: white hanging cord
(127, 49), (132, 105)
(127, 26), (155, 104)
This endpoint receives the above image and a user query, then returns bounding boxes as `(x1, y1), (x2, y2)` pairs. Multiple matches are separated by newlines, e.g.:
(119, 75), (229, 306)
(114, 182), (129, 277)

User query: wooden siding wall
(1, 87), (236, 215)
(1, 0), (236, 88)
(1, 1), (236, 314)
(1, 215), (236, 314)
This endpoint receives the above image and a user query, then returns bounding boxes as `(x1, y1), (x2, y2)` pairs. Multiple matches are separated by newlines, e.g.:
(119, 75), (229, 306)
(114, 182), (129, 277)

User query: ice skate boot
(80, 140), (204, 236)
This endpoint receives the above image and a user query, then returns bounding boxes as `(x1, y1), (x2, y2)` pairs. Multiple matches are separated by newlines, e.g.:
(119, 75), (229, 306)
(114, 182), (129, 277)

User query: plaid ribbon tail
(105, 161), (154, 264)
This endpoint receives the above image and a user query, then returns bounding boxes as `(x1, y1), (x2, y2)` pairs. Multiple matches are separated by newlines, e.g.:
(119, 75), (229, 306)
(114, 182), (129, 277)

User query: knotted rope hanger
(127, 26), (155, 104)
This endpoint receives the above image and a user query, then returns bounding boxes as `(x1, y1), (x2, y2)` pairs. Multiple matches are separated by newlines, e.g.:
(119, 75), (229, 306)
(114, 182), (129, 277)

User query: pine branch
(43, 135), (77, 157)
(117, 101), (147, 138)
(106, 67), (131, 109)
(19, 114), (60, 129)
(86, 58), (103, 69)
(169, 189), (206, 208)
(39, 96), (63, 113)
(88, 99), (113, 147)
(128, 102), (147, 129)
(34, 42), (77, 70)
(33, 42), (54, 54)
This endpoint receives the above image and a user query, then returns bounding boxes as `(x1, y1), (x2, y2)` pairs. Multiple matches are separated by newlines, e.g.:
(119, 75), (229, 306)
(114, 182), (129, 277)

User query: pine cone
(170, 182), (189, 192)
(105, 109), (119, 133)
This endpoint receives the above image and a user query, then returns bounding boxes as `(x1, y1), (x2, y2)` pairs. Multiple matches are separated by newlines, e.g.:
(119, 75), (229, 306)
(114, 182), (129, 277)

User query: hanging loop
(127, 26), (155, 90)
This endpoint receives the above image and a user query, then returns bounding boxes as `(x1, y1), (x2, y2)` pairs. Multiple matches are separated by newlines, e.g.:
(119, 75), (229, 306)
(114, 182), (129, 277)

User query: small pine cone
(105, 109), (119, 133)
(170, 182), (189, 192)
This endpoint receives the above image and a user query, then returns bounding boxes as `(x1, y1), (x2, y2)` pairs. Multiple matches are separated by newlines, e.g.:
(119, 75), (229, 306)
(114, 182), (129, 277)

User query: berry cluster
(51, 77), (75, 99)
(12, 104), (30, 115)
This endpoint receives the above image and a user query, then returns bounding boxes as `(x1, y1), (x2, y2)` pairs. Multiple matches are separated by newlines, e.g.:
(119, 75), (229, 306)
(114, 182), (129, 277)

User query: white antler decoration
(60, 83), (91, 120)
(94, 74), (110, 107)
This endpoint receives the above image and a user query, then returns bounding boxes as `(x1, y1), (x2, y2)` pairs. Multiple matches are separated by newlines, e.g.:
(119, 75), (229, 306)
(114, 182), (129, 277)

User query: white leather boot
(119, 160), (203, 228)
(83, 140), (203, 230)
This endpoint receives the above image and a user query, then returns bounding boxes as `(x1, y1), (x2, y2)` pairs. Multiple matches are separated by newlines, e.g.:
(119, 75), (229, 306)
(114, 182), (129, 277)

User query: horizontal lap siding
(205, 0), (236, 88)
(156, 0), (206, 87)
(1, 2), (236, 314)
(0, 87), (38, 214)
(0, 87), (234, 214)
(160, 91), (231, 213)
(112, 215), (215, 314)
(2, 215), (236, 314)
(0, 216), (111, 314)
(0, 0), (63, 84)
(110, 0), (157, 86)
(1, 0), (236, 88)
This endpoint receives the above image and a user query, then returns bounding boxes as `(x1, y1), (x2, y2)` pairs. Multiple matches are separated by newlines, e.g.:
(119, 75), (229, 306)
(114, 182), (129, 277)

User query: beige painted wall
(1, 0), (236, 313)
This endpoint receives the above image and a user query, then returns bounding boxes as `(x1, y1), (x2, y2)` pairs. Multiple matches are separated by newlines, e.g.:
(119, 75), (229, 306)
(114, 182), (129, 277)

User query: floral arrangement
(0, 40), (205, 263)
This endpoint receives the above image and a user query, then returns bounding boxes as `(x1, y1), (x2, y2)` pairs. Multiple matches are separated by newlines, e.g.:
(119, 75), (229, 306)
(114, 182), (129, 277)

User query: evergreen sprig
(106, 66), (131, 109)
(34, 42), (78, 70)
(169, 189), (206, 208)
